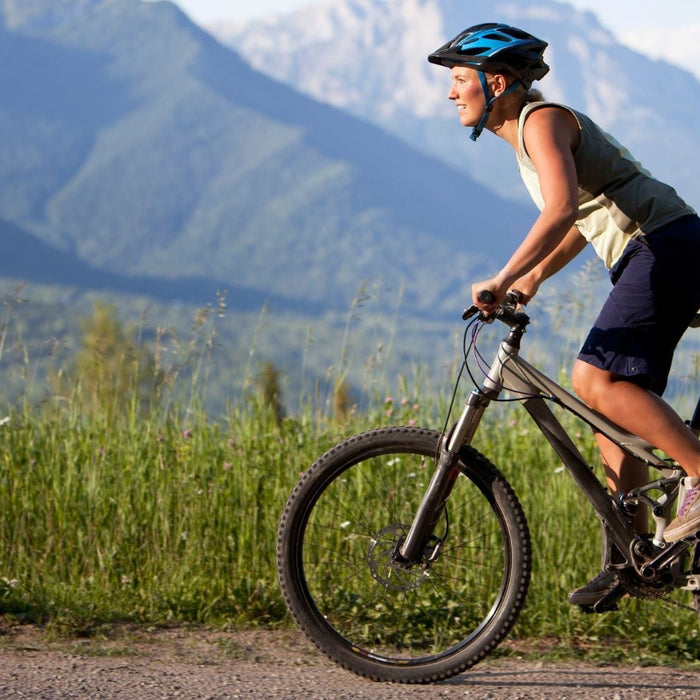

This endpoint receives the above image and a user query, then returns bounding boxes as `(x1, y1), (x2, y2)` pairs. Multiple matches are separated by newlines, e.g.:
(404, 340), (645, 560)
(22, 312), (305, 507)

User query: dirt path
(0, 626), (699, 699)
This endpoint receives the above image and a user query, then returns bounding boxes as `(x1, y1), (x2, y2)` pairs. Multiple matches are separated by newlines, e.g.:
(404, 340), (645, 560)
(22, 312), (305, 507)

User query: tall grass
(0, 293), (699, 666)
(0, 398), (298, 630)
(1, 393), (698, 663)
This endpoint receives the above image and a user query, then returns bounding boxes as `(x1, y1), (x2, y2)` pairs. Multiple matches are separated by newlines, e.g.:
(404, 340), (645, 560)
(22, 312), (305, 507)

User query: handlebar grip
(462, 290), (496, 320)
(462, 289), (529, 323)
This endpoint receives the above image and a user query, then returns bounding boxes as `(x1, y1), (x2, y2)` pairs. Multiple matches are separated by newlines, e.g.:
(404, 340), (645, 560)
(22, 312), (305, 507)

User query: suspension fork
(397, 389), (492, 563)
(397, 329), (518, 564)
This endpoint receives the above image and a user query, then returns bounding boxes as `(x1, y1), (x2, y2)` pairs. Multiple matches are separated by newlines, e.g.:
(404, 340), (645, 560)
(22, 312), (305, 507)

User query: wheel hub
(366, 524), (437, 592)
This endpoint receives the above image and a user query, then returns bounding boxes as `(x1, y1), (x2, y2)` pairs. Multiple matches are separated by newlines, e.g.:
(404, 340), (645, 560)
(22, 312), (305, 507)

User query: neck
(487, 98), (525, 150)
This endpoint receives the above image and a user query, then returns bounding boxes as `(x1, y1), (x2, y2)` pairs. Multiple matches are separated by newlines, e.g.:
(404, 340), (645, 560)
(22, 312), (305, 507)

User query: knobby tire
(276, 426), (532, 683)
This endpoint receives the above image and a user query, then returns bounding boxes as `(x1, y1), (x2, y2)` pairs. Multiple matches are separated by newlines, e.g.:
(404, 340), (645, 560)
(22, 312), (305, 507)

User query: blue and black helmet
(428, 23), (549, 141)
(428, 23), (549, 86)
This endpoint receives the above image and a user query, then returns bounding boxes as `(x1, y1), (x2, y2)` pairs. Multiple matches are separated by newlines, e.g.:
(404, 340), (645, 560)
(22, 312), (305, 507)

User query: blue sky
(166, 0), (700, 78)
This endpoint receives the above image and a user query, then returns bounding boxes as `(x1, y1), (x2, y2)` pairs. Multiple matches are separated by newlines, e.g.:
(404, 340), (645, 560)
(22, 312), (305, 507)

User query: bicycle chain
(624, 576), (697, 611)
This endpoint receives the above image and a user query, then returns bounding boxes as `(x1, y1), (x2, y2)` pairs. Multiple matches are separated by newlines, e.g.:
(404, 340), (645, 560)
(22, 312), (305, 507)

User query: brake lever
(462, 305), (480, 321)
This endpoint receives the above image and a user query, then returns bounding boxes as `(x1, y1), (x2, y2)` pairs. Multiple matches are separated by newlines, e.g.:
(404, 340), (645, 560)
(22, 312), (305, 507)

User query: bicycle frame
(399, 305), (698, 605)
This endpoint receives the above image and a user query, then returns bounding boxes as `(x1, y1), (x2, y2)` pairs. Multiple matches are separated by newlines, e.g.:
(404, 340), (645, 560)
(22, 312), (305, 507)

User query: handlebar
(464, 291), (700, 333)
(462, 290), (526, 322)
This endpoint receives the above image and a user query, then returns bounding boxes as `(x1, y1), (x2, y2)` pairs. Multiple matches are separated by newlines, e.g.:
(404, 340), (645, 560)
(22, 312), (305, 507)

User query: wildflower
(182, 429), (192, 438)
(223, 462), (232, 471)
(0, 417), (9, 426)
(384, 396), (393, 404)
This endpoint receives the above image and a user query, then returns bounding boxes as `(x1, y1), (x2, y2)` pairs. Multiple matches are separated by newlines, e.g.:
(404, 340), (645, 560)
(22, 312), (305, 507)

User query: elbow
(544, 202), (578, 232)
(559, 200), (579, 230)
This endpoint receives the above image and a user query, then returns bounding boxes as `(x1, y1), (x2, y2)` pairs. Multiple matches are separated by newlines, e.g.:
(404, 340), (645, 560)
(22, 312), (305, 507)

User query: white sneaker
(664, 477), (700, 542)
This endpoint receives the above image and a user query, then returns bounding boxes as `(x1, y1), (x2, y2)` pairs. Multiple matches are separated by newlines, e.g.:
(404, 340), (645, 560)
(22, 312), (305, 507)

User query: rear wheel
(277, 427), (531, 683)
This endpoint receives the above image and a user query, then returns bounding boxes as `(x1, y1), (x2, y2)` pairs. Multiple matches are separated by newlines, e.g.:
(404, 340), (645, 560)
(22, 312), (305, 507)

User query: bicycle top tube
(462, 289), (700, 469)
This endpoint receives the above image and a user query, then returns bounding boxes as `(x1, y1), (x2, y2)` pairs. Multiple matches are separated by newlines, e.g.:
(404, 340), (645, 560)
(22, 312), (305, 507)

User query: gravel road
(0, 626), (698, 699)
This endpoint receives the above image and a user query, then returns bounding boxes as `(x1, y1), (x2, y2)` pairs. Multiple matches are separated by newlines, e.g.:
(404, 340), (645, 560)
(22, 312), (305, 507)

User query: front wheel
(277, 426), (531, 683)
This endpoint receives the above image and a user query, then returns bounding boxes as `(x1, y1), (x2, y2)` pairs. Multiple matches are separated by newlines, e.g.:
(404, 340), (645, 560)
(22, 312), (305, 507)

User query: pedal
(577, 583), (625, 614)
(591, 583), (625, 613)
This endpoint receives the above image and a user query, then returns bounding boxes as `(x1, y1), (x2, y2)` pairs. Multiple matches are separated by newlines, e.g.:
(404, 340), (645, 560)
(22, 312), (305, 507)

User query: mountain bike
(276, 291), (700, 683)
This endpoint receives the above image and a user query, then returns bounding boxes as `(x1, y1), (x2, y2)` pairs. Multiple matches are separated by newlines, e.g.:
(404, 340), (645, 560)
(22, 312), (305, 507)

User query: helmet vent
(428, 23), (550, 84)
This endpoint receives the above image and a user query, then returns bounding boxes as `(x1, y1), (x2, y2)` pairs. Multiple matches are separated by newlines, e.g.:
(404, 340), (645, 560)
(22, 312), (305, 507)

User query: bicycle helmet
(428, 23), (549, 141)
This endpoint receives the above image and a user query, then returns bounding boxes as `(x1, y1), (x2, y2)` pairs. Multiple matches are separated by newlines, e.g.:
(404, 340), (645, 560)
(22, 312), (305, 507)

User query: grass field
(1, 281), (699, 666)
(0, 390), (699, 666)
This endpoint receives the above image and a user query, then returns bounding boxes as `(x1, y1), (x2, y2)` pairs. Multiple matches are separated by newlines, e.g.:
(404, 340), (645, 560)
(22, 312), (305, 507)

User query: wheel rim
(295, 442), (515, 664)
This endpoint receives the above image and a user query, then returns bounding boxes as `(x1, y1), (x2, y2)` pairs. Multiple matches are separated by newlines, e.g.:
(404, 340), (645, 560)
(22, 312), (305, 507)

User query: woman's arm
(472, 106), (581, 310)
(510, 225), (588, 303)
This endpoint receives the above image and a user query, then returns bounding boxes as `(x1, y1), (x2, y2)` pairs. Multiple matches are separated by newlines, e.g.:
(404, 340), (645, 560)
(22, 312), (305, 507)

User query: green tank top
(516, 101), (695, 268)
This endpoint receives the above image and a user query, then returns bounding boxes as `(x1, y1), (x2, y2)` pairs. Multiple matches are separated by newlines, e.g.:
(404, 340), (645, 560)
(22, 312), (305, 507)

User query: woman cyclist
(428, 23), (700, 606)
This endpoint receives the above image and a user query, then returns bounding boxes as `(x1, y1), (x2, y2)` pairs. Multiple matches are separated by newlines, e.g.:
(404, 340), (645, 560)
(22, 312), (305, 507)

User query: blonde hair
(487, 70), (544, 104)
(523, 86), (545, 103)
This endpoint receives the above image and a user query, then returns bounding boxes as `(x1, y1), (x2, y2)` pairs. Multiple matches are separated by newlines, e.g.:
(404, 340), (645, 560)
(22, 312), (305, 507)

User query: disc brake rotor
(366, 524), (436, 592)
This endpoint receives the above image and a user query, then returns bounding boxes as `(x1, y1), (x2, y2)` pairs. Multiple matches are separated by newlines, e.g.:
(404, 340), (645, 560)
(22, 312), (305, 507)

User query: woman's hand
(471, 276), (511, 313)
(472, 269), (540, 313)
(509, 272), (541, 305)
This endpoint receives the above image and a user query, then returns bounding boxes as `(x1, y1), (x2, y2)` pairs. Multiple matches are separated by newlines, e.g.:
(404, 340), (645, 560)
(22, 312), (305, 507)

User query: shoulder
(523, 103), (580, 132)
(522, 103), (581, 154)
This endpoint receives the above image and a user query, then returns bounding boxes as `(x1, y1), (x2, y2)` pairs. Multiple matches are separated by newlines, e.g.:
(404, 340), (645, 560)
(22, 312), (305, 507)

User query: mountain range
(1, 0), (699, 408)
(216, 0), (700, 207)
(0, 0), (536, 319)
(5, 0), (698, 317)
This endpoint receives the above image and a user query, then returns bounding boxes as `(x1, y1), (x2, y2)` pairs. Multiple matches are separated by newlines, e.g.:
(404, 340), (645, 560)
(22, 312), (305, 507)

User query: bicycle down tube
(401, 306), (689, 574)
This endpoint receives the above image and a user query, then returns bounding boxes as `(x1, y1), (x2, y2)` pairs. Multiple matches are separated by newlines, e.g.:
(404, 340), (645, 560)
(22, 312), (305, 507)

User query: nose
(448, 83), (457, 100)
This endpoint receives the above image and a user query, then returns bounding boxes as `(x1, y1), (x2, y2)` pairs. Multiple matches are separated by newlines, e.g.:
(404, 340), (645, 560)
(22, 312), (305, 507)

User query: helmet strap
(470, 71), (522, 142)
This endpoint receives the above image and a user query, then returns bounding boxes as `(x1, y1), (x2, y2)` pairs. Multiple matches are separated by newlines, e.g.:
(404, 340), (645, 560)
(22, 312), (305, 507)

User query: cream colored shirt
(517, 102), (695, 268)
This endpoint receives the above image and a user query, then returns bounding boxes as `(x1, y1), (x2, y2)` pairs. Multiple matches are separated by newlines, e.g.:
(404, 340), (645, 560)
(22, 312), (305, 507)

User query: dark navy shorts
(578, 214), (700, 395)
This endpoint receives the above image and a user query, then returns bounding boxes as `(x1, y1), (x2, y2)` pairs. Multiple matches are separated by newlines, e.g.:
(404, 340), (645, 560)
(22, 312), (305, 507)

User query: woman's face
(447, 66), (487, 128)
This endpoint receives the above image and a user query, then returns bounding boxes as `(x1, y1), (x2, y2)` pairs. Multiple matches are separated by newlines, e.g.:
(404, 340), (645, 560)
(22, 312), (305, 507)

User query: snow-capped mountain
(214, 0), (700, 205)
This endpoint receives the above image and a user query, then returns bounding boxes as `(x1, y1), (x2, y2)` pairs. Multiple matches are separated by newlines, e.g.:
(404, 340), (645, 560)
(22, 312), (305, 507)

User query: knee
(571, 360), (605, 408)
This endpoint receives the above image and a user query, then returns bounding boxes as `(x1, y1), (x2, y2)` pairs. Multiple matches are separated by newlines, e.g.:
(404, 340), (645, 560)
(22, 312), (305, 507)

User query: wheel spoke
(277, 427), (531, 682)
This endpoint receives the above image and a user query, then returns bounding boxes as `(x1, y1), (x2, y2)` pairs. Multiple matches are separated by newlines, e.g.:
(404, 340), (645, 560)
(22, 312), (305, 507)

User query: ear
(490, 73), (510, 97)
